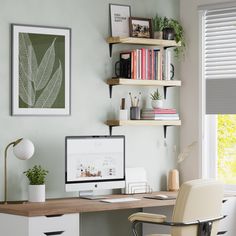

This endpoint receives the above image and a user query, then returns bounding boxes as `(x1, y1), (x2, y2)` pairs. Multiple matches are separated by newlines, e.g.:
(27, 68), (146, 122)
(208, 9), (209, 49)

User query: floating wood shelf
(107, 78), (182, 98)
(107, 37), (181, 56)
(106, 119), (181, 136)
(107, 78), (181, 86)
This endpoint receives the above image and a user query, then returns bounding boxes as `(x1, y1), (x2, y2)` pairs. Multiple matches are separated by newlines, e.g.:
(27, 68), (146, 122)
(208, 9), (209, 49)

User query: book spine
(151, 50), (154, 80)
(133, 50), (137, 79)
(145, 49), (148, 80)
(138, 49), (142, 80)
(141, 48), (146, 80)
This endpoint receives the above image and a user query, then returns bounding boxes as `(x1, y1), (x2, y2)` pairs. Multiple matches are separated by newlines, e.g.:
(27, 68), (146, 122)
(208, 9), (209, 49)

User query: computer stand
(79, 191), (107, 200)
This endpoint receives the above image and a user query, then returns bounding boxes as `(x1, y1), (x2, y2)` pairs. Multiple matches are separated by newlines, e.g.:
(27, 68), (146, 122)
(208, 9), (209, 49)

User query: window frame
(199, 6), (236, 193)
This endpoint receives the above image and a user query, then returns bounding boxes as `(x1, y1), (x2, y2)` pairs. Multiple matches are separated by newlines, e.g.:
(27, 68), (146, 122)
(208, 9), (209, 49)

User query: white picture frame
(11, 24), (71, 116)
(109, 4), (131, 37)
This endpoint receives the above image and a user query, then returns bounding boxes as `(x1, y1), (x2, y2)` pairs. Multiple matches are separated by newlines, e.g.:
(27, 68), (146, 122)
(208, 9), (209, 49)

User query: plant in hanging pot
(150, 89), (163, 109)
(152, 14), (164, 39)
(162, 17), (186, 57)
(23, 165), (49, 202)
(162, 17), (175, 40)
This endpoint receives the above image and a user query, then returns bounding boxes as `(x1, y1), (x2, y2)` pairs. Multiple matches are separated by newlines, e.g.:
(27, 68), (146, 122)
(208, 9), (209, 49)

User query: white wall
(179, 0), (234, 182)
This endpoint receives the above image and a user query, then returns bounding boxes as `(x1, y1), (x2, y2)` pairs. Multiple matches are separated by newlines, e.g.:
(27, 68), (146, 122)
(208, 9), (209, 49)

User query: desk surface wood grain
(0, 192), (177, 217)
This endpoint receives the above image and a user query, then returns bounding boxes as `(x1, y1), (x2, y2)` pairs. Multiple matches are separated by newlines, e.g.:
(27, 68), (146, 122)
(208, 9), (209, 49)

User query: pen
(129, 92), (134, 106)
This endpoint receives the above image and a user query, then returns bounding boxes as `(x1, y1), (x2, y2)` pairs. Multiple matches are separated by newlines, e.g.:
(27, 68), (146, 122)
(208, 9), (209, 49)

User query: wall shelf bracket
(109, 85), (113, 98)
(163, 86), (170, 99)
(109, 43), (113, 57)
(109, 125), (117, 136)
(163, 125), (171, 139)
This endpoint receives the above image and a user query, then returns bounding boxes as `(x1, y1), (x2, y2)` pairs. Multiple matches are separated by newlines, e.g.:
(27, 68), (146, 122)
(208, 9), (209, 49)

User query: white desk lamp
(4, 138), (34, 204)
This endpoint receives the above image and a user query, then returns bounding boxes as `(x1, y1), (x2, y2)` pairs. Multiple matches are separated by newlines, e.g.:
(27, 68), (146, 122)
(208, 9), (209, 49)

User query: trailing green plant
(23, 165), (49, 185)
(150, 89), (162, 100)
(163, 18), (185, 57)
(152, 14), (164, 32)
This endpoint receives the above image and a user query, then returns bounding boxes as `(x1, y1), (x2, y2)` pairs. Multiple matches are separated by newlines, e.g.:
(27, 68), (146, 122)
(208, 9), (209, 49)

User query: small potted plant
(23, 165), (49, 202)
(150, 89), (163, 109)
(152, 14), (164, 39)
(162, 17), (185, 57)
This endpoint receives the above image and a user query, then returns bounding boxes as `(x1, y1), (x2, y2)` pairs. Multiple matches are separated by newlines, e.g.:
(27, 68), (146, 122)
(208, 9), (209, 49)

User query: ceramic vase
(151, 100), (163, 109)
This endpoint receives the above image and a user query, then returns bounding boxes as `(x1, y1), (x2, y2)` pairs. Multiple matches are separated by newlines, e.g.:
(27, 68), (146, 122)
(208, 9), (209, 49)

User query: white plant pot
(153, 31), (163, 39)
(28, 184), (45, 202)
(151, 100), (163, 109)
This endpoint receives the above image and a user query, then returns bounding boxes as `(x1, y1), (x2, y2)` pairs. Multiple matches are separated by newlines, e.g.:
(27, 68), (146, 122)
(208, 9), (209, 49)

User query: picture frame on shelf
(11, 24), (71, 116)
(129, 17), (152, 38)
(109, 4), (131, 37)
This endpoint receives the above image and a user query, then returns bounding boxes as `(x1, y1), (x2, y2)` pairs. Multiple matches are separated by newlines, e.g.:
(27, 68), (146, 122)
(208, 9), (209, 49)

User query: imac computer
(65, 135), (125, 198)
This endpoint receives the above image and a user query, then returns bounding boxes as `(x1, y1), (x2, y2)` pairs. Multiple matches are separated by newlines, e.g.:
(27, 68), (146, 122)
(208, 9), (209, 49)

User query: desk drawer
(29, 213), (79, 236)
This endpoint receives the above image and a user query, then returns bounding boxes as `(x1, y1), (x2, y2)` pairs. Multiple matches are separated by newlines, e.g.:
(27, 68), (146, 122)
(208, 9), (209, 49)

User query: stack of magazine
(141, 108), (179, 120)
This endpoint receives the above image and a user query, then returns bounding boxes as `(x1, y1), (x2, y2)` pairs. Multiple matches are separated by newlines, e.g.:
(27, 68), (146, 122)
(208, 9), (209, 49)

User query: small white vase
(28, 185), (45, 202)
(151, 100), (163, 109)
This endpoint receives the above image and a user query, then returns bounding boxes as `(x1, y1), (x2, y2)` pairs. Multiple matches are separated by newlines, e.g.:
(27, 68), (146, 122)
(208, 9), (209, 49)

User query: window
(201, 5), (236, 191)
(217, 115), (236, 185)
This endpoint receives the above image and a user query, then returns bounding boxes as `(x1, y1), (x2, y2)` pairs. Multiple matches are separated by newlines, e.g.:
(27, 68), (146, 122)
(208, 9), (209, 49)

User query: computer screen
(65, 136), (125, 194)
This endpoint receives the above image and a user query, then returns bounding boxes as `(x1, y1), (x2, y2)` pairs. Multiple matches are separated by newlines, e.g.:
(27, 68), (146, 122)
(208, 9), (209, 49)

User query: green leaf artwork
(18, 33), (65, 109)
(35, 61), (62, 108)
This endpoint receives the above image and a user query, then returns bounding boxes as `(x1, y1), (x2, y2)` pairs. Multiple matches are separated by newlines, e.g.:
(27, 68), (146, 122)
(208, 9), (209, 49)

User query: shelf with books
(107, 78), (182, 98)
(106, 119), (181, 136)
(107, 37), (181, 56)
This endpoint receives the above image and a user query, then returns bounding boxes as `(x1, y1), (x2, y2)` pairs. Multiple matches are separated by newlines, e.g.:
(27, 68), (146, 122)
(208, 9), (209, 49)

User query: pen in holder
(130, 106), (140, 120)
(129, 92), (141, 120)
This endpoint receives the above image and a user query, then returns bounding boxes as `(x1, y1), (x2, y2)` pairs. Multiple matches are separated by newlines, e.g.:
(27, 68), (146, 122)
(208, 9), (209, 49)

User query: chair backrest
(171, 179), (223, 236)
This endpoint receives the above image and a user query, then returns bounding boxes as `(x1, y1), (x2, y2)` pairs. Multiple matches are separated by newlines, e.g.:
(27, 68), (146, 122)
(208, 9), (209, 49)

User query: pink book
(153, 108), (176, 114)
(141, 48), (146, 80)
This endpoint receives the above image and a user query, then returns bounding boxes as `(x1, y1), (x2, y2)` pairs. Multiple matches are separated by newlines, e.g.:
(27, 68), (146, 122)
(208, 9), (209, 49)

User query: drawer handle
(222, 199), (228, 203)
(44, 231), (64, 235)
(217, 231), (227, 235)
(45, 214), (64, 218)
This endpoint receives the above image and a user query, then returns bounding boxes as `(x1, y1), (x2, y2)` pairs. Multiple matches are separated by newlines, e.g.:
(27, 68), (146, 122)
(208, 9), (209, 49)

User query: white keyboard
(101, 197), (141, 203)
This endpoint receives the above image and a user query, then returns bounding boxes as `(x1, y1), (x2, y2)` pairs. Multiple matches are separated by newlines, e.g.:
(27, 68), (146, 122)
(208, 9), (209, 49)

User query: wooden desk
(0, 192), (177, 236)
(0, 191), (177, 217)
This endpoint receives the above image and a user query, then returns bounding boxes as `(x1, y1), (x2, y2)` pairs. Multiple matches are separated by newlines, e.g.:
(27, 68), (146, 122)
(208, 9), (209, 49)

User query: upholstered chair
(129, 179), (224, 236)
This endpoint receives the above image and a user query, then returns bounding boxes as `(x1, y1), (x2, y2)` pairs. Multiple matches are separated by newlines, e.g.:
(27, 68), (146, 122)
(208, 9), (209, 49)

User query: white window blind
(204, 7), (236, 114)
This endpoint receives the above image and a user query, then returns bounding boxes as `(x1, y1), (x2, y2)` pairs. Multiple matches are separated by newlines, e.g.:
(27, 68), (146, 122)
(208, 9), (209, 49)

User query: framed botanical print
(11, 24), (71, 115)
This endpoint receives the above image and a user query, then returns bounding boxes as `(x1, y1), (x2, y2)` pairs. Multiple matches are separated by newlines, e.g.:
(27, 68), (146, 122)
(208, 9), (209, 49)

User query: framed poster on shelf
(11, 24), (71, 115)
(109, 4), (131, 37)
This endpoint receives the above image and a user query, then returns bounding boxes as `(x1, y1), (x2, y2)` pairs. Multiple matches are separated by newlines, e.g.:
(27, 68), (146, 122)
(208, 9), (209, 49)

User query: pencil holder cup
(130, 107), (140, 120)
(119, 109), (128, 120)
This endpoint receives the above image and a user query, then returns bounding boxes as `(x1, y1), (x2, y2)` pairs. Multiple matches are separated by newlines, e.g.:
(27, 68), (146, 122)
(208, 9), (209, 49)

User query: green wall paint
(0, 0), (179, 235)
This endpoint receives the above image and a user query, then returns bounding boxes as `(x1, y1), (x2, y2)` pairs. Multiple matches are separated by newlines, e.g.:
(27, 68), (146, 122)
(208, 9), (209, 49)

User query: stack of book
(141, 108), (179, 120)
(118, 48), (172, 81)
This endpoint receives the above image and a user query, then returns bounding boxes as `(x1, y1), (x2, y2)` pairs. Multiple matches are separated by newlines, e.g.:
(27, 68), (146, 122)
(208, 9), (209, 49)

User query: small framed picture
(109, 4), (131, 37)
(129, 17), (152, 38)
(11, 24), (71, 116)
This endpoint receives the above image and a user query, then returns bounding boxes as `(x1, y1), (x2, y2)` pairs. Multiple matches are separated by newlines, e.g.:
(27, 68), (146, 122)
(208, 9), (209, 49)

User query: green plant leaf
(19, 33), (38, 82)
(19, 61), (36, 106)
(34, 38), (56, 91)
(23, 165), (48, 185)
(34, 61), (62, 108)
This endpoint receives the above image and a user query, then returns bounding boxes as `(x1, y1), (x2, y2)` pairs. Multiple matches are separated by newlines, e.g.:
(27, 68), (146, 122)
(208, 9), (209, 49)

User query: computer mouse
(155, 194), (168, 199)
